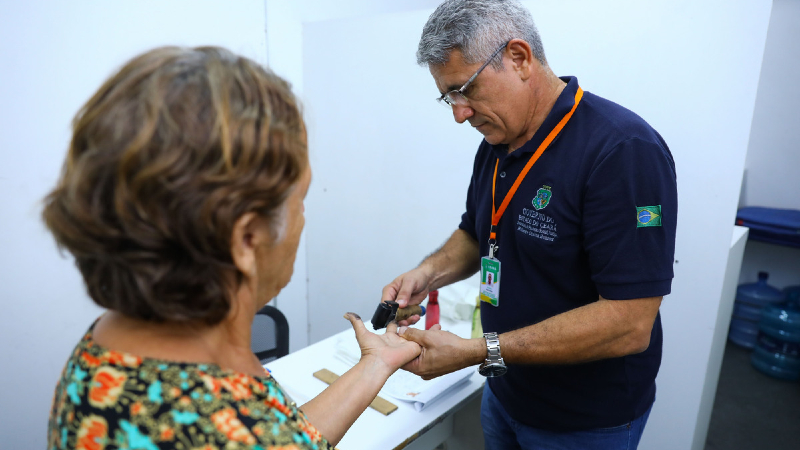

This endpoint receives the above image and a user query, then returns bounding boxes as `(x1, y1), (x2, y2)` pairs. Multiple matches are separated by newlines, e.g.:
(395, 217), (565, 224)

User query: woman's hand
(344, 313), (422, 375)
(300, 315), (423, 445)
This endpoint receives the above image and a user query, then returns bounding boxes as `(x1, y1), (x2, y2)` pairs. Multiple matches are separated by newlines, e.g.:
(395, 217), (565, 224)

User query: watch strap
(484, 332), (503, 363)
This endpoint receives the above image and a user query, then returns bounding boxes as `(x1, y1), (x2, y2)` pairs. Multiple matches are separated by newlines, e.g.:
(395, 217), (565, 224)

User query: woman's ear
(230, 212), (261, 278)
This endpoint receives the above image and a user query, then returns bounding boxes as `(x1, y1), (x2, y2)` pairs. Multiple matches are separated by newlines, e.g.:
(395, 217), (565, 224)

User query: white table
(264, 317), (485, 450)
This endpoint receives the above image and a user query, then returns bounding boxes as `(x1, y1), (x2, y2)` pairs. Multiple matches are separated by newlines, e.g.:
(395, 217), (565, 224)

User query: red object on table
(425, 290), (440, 330)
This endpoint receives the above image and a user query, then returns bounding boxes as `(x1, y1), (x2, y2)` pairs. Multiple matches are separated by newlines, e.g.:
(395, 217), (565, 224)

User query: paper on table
(334, 330), (362, 366)
(381, 366), (474, 411)
(334, 329), (476, 411)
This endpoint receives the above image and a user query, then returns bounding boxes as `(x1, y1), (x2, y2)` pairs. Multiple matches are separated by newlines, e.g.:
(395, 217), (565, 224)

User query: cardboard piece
(312, 368), (398, 416)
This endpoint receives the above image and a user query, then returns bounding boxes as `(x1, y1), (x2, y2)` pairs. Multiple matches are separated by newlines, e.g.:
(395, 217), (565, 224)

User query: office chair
(251, 304), (290, 364)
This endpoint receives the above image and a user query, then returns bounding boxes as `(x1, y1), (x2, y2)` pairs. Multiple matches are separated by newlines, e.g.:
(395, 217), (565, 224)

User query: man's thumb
(397, 326), (424, 343)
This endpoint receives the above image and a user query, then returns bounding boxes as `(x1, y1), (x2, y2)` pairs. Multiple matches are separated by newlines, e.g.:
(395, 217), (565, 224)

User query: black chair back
(251, 304), (290, 364)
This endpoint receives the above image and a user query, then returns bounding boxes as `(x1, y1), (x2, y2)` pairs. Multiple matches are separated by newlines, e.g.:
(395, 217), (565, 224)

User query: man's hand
(380, 267), (433, 326)
(397, 325), (485, 380)
(381, 229), (481, 326)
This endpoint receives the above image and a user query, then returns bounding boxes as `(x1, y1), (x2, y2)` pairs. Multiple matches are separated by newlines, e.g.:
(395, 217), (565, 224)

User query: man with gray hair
(382, 1), (677, 449)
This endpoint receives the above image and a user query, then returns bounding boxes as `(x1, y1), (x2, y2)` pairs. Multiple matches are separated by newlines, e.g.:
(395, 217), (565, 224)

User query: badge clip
(488, 242), (499, 260)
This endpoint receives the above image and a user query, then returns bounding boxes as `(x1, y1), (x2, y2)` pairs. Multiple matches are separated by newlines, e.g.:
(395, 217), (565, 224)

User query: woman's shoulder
(48, 322), (334, 449)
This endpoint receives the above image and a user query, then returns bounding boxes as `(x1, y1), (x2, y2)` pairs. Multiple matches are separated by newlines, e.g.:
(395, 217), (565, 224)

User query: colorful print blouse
(48, 322), (335, 450)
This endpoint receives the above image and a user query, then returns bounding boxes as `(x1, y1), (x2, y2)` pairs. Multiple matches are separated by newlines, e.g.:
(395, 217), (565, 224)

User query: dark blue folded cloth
(736, 207), (800, 248)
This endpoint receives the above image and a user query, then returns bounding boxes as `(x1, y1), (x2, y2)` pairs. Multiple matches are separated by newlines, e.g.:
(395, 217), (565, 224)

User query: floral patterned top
(48, 322), (335, 450)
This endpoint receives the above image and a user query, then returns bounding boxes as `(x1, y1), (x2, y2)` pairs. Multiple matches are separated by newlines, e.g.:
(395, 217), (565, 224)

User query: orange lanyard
(489, 87), (584, 251)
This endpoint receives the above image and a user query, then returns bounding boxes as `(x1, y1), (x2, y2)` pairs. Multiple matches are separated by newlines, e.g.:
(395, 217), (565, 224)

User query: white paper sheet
(381, 366), (474, 411)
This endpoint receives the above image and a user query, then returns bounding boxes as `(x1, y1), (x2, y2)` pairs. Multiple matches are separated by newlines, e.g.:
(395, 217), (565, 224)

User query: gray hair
(417, 0), (546, 69)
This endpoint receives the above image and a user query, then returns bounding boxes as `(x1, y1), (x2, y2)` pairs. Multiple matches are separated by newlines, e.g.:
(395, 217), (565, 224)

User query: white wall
(262, 3), (309, 354)
(302, 8), (476, 343)
(737, 0), (800, 291)
(692, 226), (749, 450)
(0, 1), (269, 446)
(296, 2), (772, 450)
(741, 0), (800, 212)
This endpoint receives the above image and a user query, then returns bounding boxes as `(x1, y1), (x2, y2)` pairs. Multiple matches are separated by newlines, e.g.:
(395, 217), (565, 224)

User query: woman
(43, 46), (421, 449)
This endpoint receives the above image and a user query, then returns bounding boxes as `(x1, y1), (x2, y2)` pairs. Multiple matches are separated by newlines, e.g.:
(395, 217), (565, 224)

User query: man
(381, 1), (677, 449)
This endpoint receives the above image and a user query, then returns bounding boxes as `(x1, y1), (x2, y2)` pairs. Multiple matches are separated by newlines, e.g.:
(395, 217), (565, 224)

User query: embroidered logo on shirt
(532, 185), (553, 210)
(518, 208), (558, 242)
(637, 206), (662, 227)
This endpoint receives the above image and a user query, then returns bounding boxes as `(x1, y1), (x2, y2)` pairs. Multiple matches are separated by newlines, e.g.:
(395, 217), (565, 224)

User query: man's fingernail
(344, 312), (362, 321)
(398, 326), (408, 335)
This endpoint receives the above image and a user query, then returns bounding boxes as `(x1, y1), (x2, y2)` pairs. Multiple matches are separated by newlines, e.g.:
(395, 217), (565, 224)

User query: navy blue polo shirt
(459, 76), (677, 431)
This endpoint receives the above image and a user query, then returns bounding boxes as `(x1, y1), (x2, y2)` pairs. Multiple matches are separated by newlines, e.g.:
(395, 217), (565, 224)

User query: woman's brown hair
(42, 46), (307, 325)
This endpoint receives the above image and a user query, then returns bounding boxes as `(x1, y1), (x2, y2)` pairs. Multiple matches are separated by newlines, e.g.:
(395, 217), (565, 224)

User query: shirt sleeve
(582, 136), (678, 300)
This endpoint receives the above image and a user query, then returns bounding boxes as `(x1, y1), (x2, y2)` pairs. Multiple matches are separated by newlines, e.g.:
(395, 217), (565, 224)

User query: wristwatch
(478, 332), (507, 377)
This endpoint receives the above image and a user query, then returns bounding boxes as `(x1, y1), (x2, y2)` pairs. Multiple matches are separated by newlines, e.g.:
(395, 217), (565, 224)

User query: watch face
(479, 363), (507, 377)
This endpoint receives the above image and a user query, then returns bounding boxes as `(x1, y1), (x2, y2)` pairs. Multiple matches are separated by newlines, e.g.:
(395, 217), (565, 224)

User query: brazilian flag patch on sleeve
(637, 206), (662, 227)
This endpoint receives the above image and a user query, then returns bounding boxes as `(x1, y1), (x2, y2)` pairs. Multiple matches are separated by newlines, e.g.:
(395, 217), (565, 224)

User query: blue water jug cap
(736, 272), (785, 305)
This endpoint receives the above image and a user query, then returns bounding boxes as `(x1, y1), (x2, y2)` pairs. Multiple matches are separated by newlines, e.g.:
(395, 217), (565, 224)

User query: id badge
(480, 256), (501, 307)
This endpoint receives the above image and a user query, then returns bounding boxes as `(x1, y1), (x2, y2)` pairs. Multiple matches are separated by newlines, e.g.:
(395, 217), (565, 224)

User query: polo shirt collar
(490, 76), (580, 159)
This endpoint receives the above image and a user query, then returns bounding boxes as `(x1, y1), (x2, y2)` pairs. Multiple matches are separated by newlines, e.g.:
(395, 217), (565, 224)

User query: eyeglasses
(437, 41), (510, 108)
